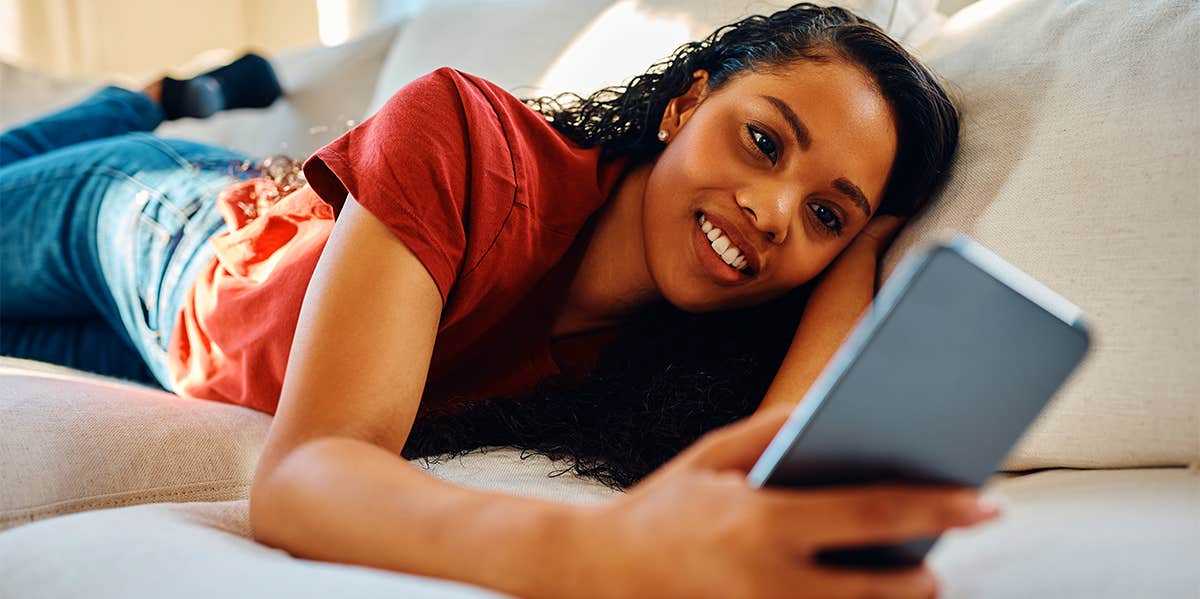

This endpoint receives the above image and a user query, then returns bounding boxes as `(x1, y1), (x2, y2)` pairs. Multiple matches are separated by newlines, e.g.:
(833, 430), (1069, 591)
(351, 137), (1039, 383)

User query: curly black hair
(399, 3), (960, 491)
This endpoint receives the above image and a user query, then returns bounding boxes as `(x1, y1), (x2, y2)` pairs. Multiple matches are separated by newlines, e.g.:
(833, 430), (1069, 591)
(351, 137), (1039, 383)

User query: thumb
(685, 404), (794, 473)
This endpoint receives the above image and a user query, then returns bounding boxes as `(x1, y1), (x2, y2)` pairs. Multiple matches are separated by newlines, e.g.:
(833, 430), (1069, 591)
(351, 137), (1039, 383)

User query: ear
(659, 69), (711, 138)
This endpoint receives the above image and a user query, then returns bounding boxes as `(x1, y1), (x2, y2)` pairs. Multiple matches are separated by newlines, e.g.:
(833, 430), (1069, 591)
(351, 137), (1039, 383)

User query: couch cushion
(0, 357), (619, 531)
(881, 0), (1200, 470)
(2, 467), (1194, 598)
(0, 500), (506, 598)
(368, 0), (945, 115)
(928, 467), (1200, 598)
(0, 357), (272, 532)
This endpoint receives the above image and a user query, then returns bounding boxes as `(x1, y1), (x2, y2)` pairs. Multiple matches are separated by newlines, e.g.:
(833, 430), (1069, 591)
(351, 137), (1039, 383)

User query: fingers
(759, 484), (999, 549)
(682, 404), (794, 472)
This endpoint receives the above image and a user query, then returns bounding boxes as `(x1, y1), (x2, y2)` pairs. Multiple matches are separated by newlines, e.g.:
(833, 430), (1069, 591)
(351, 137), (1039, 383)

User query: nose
(736, 183), (803, 245)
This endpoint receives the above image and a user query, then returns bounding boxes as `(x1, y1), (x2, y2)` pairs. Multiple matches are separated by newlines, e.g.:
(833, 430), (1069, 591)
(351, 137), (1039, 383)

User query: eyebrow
(762, 95), (874, 220)
(763, 95), (812, 152)
(833, 178), (873, 219)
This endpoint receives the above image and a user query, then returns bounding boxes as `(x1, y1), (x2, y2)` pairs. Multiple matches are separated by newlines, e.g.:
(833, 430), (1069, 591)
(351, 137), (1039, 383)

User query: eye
(808, 203), (844, 235)
(745, 125), (778, 164)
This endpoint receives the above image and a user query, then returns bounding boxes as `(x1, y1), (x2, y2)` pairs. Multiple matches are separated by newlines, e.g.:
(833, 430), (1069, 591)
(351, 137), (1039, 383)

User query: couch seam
(0, 480), (251, 527)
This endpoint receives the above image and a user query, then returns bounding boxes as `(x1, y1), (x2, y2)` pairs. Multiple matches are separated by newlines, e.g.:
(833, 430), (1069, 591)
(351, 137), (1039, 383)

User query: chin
(646, 226), (733, 314)
(648, 266), (704, 314)
(660, 282), (728, 314)
(667, 296), (712, 314)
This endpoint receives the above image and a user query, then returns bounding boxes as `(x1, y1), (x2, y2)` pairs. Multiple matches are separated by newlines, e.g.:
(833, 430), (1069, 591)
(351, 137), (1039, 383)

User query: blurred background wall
(0, 0), (976, 85)
(0, 0), (424, 84)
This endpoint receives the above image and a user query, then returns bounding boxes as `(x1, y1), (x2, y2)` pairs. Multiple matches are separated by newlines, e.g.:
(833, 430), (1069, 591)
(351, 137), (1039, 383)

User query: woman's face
(642, 58), (898, 312)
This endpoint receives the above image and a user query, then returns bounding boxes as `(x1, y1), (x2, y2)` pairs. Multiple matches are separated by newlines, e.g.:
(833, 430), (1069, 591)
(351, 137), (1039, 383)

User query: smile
(693, 212), (754, 285)
(698, 213), (751, 272)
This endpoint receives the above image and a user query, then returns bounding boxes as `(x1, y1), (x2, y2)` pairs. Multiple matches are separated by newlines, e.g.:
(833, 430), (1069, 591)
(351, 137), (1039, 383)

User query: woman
(1, 4), (998, 597)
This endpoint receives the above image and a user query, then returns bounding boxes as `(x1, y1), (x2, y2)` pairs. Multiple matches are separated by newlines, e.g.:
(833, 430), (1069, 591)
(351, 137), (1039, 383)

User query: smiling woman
(0, 2), (965, 595)
(402, 3), (960, 490)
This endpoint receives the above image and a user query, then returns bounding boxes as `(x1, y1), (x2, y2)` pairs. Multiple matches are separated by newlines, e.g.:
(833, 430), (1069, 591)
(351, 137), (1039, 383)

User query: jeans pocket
(131, 188), (188, 348)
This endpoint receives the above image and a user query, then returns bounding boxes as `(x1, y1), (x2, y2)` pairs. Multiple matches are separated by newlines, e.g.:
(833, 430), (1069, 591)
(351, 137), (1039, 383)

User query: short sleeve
(302, 67), (517, 305)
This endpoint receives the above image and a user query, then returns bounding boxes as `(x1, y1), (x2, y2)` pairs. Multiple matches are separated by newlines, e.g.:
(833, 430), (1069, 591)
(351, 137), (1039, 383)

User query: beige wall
(0, 0), (323, 84)
(2, 0), (970, 85)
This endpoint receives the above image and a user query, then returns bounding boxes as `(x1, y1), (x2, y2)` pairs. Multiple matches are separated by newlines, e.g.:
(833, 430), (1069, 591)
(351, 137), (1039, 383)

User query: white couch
(2, 1), (1197, 597)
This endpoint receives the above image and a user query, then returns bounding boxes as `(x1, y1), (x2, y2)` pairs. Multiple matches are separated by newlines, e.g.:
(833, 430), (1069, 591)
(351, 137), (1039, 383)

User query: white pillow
(369, 0), (944, 115)
(886, 0), (1200, 469)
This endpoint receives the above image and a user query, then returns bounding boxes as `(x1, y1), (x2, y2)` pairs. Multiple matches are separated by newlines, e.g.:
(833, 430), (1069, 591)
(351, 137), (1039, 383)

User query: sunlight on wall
(0, 0), (321, 80)
(535, 0), (694, 96)
(2, 0), (422, 79)
(0, 0), (21, 62)
(317, 0), (424, 47)
(938, 0), (1015, 37)
(317, 0), (353, 46)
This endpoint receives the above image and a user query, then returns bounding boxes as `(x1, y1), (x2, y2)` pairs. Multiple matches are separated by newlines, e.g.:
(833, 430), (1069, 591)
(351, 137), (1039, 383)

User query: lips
(697, 210), (762, 275)
(694, 217), (752, 285)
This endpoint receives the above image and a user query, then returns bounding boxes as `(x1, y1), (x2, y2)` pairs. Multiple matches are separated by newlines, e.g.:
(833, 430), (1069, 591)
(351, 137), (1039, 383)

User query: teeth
(697, 213), (751, 273)
(712, 235), (731, 254)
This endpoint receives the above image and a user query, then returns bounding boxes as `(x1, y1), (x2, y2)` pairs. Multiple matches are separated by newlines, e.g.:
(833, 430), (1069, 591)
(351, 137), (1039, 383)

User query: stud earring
(657, 129), (669, 142)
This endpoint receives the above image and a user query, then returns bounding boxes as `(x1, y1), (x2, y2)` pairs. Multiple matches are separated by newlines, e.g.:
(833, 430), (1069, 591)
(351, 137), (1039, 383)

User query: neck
(552, 160), (662, 340)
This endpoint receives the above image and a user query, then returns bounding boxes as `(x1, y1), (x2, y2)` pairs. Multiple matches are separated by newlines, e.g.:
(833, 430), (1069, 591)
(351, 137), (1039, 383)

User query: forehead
(713, 59), (898, 211)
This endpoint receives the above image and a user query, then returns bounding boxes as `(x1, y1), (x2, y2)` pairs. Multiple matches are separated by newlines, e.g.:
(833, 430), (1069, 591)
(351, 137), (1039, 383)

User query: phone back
(747, 233), (1092, 567)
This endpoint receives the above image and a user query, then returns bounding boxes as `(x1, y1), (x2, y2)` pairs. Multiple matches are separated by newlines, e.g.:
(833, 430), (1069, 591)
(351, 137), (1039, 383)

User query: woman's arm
(257, 437), (592, 597)
(755, 216), (907, 415)
(249, 190), (591, 598)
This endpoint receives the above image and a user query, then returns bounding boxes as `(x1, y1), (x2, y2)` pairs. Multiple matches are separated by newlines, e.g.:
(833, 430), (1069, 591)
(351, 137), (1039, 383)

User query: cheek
(775, 243), (837, 287)
(640, 169), (680, 252)
(642, 136), (719, 234)
(640, 165), (690, 285)
(652, 143), (704, 193)
(661, 120), (742, 188)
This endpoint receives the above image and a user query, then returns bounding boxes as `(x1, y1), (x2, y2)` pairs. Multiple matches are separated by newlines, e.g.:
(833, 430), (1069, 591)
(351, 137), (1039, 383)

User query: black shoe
(160, 53), (284, 120)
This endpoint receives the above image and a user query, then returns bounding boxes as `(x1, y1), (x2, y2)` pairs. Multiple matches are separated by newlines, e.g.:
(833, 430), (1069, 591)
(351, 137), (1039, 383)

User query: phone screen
(747, 235), (1091, 568)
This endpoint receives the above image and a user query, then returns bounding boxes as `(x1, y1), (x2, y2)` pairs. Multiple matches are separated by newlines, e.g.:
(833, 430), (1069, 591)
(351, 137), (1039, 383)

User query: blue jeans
(0, 86), (258, 390)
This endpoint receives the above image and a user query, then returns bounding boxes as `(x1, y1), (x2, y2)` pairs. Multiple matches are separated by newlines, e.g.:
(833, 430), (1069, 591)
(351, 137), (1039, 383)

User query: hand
(807, 213), (910, 309)
(570, 406), (1000, 599)
(853, 213), (910, 259)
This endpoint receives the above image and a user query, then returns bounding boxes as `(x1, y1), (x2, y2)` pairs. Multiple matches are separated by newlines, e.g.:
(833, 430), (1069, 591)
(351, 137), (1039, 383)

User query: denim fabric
(0, 86), (257, 390)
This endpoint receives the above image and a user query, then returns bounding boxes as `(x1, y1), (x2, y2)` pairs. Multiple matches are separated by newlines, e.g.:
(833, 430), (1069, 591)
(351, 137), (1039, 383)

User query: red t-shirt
(166, 66), (630, 417)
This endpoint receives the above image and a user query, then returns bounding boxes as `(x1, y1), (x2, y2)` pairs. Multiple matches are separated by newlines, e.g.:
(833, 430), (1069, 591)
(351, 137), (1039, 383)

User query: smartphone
(746, 231), (1093, 569)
